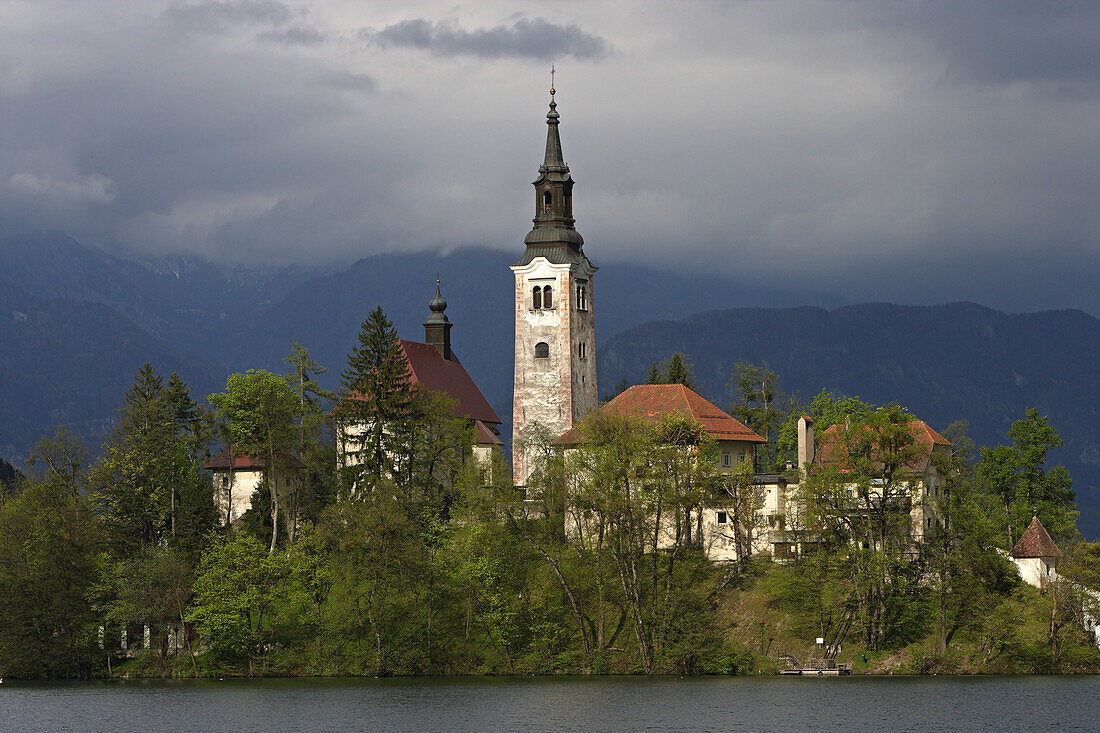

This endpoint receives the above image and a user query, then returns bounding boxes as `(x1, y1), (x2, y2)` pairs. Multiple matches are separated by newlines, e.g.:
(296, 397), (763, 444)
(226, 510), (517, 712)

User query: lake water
(2, 675), (1098, 732)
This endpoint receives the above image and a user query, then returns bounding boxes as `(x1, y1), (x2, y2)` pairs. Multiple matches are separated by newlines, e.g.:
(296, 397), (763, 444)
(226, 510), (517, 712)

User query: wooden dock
(778, 655), (852, 676)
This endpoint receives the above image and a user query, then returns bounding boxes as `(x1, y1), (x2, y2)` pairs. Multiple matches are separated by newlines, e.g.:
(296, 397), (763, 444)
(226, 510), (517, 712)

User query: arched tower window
(534, 342), (549, 358)
(542, 285), (553, 308)
(542, 190), (552, 211)
(576, 284), (587, 311)
(532, 285), (542, 310)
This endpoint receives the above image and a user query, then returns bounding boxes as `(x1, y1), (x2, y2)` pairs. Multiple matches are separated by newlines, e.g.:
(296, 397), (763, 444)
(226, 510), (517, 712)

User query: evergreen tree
(92, 365), (214, 556)
(644, 352), (697, 389)
(283, 343), (335, 540)
(336, 307), (416, 494)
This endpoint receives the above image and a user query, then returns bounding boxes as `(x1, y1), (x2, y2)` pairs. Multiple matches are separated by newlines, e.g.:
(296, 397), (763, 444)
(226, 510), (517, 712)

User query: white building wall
(511, 256), (597, 486)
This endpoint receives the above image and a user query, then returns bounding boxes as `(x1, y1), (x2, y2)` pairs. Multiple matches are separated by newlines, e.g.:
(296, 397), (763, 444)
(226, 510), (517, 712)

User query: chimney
(797, 415), (815, 472)
(423, 278), (452, 360)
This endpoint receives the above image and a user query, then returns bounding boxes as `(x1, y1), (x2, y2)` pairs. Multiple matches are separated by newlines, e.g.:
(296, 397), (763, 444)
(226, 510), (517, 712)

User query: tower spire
(423, 276), (452, 360)
(516, 72), (583, 255)
(543, 80), (566, 171)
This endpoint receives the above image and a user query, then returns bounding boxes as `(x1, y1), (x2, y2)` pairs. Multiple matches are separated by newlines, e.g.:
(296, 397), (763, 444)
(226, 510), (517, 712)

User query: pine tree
(283, 342), (334, 541)
(92, 365), (215, 557)
(337, 307), (415, 494)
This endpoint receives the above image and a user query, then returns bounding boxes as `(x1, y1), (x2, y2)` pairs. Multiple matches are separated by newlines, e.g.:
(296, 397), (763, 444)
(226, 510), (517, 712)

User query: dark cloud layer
(165, 0), (294, 32)
(367, 18), (610, 60)
(0, 1), (1097, 317)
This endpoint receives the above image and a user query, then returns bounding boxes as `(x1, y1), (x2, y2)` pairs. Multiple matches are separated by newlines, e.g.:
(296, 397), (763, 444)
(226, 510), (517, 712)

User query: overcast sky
(2, 1), (1098, 314)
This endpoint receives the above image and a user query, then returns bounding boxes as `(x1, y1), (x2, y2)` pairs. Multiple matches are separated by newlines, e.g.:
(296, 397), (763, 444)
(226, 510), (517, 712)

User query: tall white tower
(511, 87), (597, 486)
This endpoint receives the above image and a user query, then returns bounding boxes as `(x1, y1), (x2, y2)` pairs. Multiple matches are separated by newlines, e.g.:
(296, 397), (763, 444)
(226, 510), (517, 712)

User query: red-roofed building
(1011, 516), (1062, 590)
(203, 448), (305, 525)
(552, 384), (783, 563)
(553, 384), (765, 451)
(792, 414), (953, 550)
(337, 283), (503, 485)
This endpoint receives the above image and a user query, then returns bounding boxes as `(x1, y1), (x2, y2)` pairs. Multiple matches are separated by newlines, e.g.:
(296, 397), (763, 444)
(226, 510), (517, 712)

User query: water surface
(2, 675), (1097, 732)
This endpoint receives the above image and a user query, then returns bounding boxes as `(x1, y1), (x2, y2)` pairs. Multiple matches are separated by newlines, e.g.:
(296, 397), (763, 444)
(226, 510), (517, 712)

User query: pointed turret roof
(1012, 516), (1062, 559)
(513, 82), (593, 268)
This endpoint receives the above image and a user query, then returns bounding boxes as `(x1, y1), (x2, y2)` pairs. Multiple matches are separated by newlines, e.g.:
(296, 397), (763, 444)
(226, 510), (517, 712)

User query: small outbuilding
(1011, 516), (1062, 590)
(204, 449), (305, 525)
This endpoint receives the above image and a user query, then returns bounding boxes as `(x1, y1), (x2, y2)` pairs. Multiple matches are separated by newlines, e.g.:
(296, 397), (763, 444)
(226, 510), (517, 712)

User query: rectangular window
(716, 510), (728, 525)
(722, 452), (731, 467)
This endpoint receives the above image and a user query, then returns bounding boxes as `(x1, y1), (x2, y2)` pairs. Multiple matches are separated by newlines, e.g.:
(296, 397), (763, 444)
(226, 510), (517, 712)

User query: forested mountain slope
(0, 278), (223, 458)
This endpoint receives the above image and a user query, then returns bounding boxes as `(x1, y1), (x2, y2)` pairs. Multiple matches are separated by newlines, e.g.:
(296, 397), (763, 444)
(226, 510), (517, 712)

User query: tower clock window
(535, 342), (549, 359)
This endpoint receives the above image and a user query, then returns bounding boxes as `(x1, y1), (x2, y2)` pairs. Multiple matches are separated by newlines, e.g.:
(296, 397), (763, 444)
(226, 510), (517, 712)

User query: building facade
(511, 89), (597, 486)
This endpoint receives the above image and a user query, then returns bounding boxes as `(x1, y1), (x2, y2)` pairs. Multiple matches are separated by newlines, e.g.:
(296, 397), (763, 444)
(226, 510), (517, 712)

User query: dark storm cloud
(1, 1), (1097, 316)
(164, 0), (294, 32)
(882, 1), (1100, 88)
(366, 18), (610, 60)
(258, 25), (329, 46)
(324, 72), (377, 93)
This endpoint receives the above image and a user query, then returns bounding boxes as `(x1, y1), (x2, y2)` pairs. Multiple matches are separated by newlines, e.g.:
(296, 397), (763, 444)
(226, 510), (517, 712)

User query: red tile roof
(473, 419), (503, 446)
(1012, 516), (1062, 559)
(398, 340), (501, 426)
(814, 420), (951, 474)
(552, 384), (765, 446)
(204, 449), (305, 471)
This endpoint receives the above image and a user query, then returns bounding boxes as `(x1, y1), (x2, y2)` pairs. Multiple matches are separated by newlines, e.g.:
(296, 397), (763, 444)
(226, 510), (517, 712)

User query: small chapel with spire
(511, 79), (598, 486)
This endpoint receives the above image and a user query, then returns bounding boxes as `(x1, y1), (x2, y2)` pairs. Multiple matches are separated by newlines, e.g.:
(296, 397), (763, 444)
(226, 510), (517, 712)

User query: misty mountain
(0, 231), (327, 358)
(597, 302), (1100, 536)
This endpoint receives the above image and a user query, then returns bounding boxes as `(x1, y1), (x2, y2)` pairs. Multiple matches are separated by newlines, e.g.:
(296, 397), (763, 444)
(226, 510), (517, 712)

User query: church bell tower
(511, 83), (597, 486)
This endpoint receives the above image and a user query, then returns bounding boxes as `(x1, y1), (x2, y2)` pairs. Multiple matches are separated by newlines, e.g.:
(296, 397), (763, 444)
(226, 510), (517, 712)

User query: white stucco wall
(511, 256), (597, 486)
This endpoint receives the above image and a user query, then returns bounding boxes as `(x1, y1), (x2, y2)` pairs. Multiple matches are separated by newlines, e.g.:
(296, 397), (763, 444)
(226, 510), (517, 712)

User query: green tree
(319, 490), (427, 675)
(283, 343), (335, 541)
(187, 533), (285, 670)
(728, 361), (796, 470)
(209, 370), (300, 553)
(923, 421), (1017, 652)
(977, 408), (1079, 547)
(0, 472), (100, 677)
(92, 365), (214, 556)
(26, 425), (88, 492)
(644, 352), (696, 389)
(560, 412), (721, 672)
(796, 403), (927, 650)
(336, 307), (416, 494)
(98, 546), (201, 676)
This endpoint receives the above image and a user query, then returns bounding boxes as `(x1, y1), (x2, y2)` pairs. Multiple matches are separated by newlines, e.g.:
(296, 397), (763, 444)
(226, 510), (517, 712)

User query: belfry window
(542, 285), (553, 308)
(543, 190), (552, 211)
(532, 286), (542, 309)
(576, 284), (587, 311)
(535, 342), (549, 359)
